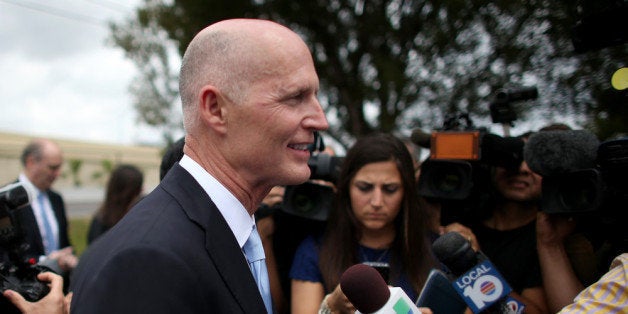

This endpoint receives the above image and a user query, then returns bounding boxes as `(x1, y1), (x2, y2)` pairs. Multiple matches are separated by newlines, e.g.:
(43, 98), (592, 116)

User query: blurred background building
(0, 131), (161, 218)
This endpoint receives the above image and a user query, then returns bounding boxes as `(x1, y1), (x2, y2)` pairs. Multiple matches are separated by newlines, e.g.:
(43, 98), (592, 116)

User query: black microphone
(523, 130), (600, 177)
(410, 128), (432, 149)
(433, 232), (524, 314)
(340, 263), (421, 313)
(416, 269), (468, 313)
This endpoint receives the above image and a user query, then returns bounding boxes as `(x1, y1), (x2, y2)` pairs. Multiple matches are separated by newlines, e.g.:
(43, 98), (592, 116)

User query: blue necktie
(37, 192), (58, 255)
(243, 226), (273, 314)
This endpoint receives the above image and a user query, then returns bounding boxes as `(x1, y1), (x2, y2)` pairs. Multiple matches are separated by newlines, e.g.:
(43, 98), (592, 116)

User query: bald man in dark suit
(69, 19), (328, 313)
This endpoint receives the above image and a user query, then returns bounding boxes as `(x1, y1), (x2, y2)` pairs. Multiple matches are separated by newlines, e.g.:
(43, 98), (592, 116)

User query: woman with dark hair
(87, 164), (144, 244)
(289, 133), (437, 313)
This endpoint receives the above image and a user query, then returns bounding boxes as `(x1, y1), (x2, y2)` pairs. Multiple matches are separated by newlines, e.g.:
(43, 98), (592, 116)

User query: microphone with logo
(340, 263), (422, 314)
(432, 232), (525, 314)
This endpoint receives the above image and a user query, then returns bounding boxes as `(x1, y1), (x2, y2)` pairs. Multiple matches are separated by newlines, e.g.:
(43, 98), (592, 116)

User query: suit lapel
(162, 165), (267, 313)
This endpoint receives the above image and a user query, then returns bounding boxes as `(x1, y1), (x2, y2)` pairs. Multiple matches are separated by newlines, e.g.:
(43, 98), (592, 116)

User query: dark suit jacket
(69, 164), (267, 313)
(16, 189), (71, 257)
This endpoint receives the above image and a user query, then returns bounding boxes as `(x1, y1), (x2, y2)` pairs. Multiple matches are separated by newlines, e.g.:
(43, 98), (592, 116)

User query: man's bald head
(22, 138), (64, 191)
(179, 19), (313, 132)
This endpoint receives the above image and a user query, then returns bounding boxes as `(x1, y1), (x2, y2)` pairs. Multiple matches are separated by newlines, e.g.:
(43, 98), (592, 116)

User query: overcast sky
(0, 0), (168, 146)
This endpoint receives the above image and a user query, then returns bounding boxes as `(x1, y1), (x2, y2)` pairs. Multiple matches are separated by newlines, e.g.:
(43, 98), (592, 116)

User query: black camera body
(282, 152), (344, 221)
(417, 113), (525, 224)
(540, 138), (628, 218)
(0, 183), (51, 302)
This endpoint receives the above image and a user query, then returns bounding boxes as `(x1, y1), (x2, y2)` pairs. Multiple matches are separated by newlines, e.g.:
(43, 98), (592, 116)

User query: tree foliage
(110, 0), (627, 147)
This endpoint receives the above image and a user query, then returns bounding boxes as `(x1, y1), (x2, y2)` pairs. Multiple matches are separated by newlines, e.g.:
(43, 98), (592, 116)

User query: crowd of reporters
(3, 121), (627, 313)
(193, 121), (625, 313)
(1, 15), (626, 313)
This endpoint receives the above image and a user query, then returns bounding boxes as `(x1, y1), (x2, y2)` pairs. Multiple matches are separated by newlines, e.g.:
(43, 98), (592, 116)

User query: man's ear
(25, 155), (37, 167)
(198, 85), (228, 134)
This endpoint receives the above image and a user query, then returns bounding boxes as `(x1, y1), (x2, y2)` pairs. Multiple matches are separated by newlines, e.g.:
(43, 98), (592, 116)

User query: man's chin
(281, 168), (311, 186)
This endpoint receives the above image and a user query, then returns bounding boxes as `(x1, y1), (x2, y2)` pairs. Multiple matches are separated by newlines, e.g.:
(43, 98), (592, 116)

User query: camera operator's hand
(3, 272), (68, 314)
(536, 212), (584, 312)
(47, 247), (78, 272)
(440, 222), (480, 252)
(536, 212), (576, 247)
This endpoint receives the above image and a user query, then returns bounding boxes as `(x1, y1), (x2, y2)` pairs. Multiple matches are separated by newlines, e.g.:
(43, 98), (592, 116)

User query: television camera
(0, 183), (52, 303)
(525, 131), (628, 219)
(415, 87), (538, 224)
(523, 129), (628, 257)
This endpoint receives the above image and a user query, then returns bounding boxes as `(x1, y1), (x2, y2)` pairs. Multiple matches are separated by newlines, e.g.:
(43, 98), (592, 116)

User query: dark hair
(20, 140), (44, 166)
(318, 133), (435, 293)
(539, 123), (572, 132)
(96, 164), (144, 227)
(160, 137), (185, 181)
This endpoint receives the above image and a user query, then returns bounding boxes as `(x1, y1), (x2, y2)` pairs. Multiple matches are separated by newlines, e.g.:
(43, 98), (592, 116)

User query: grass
(69, 217), (91, 257)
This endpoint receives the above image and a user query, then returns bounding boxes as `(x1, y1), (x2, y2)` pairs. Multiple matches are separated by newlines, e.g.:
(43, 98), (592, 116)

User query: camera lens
(292, 189), (319, 214)
(559, 181), (596, 211)
(432, 169), (464, 194)
(556, 170), (602, 213)
(282, 182), (333, 221)
(418, 160), (473, 200)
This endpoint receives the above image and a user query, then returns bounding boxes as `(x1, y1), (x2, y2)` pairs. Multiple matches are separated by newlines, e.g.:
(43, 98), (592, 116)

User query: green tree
(111, 0), (627, 147)
(91, 159), (114, 184)
(68, 159), (83, 187)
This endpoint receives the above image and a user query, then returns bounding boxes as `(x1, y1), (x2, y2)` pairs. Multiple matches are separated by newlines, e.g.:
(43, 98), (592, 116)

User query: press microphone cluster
(432, 232), (525, 314)
(340, 263), (421, 314)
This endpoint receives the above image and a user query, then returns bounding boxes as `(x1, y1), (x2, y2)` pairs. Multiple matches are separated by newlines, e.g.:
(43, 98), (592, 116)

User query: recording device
(340, 263), (421, 314)
(282, 131), (343, 221)
(524, 130), (628, 217)
(415, 112), (525, 224)
(416, 269), (468, 313)
(489, 87), (538, 125)
(432, 232), (524, 314)
(0, 183), (52, 302)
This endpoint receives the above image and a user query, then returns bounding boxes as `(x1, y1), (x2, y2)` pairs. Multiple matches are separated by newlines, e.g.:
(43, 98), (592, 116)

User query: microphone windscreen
(524, 130), (600, 176)
(340, 264), (390, 313)
(410, 128), (432, 148)
(432, 232), (477, 276)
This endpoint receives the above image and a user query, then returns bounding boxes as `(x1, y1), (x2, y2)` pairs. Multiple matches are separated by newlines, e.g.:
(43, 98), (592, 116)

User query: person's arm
(536, 212), (584, 312)
(516, 286), (549, 314)
(3, 272), (67, 314)
(291, 280), (356, 314)
(291, 279), (325, 314)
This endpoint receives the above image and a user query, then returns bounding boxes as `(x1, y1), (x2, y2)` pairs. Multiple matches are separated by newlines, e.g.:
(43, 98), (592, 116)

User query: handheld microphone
(432, 232), (524, 314)
(523, 130), (599, 177)
(416, 269), (468, 313)
(340, 263), (421, 314)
